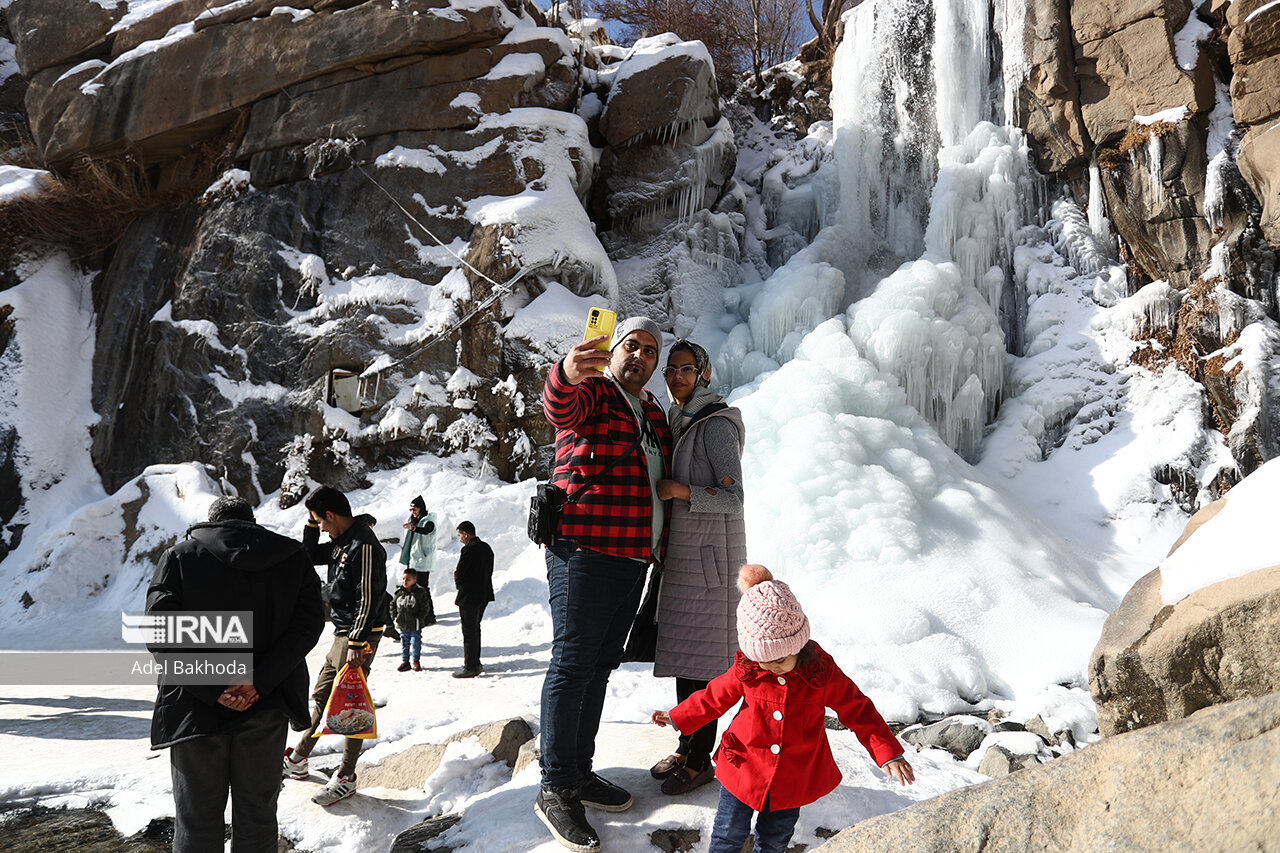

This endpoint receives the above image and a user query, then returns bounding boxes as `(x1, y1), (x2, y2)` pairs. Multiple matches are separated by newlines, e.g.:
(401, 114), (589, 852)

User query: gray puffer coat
(654, 403), (746, 680)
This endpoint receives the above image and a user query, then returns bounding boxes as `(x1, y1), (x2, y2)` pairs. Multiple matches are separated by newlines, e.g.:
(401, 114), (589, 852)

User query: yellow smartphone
(583, 307), (616, 370)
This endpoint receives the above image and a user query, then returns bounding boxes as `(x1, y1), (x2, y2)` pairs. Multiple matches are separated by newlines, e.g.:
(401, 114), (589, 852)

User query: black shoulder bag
(527, 428), (646, 546)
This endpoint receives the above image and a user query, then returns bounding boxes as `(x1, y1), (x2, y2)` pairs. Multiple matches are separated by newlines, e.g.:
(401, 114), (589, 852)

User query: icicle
(1204, 149), (1230, 232)
(1148, 133), (1165, 204)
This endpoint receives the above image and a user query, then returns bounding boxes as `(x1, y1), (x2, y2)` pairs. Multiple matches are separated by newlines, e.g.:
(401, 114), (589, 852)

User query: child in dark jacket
(392, 569), (431, 672)
(652, 564), (914, 853)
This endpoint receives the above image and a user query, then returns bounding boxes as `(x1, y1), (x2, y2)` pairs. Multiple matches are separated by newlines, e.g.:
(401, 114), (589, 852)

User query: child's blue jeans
(707, 786), (801, 853)
(400, 629), (422, 663)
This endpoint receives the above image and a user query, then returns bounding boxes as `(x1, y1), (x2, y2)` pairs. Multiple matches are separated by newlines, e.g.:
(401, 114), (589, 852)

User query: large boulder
(816, 692), (1280, 853)
(6, 0), (123, 76)
(1089, 498), (1280, 737)
(1018, 0), (1090, 173)
(597, 34), (719, 148)
(1236, 119), (1280, 249)
(1073, 2), (1212, 146)
(592, 35), (731, 236)
(18, 0), (519, 165)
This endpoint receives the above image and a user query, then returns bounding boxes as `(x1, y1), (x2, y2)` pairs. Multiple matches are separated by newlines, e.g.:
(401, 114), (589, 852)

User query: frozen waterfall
(719, 0), (1132, 716)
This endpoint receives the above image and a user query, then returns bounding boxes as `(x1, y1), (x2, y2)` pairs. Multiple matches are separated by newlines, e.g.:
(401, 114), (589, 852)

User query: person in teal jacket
(399, 495), (437, 625)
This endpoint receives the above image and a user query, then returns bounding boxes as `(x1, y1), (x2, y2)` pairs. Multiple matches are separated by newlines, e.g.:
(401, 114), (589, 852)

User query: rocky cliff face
(1019, 0), (1280, 494)
(1, 0), (738, 513)
(2, 0), (1279, 529)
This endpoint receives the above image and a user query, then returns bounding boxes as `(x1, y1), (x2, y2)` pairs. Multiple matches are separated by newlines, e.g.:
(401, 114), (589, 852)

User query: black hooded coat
(146, 520), (325, 749)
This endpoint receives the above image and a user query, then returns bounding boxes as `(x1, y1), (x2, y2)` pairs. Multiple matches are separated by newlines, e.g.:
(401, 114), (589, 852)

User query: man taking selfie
(534, 316), (673, 852)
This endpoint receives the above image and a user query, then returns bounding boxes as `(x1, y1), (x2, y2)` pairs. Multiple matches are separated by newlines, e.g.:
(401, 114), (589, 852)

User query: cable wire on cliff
(350, 161), (534, 377)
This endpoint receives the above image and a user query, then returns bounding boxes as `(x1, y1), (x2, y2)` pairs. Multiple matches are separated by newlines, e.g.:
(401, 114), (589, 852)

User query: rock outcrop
(817, 691), (1280, 853)
(1230, 0), (1280, 245)
(1089, 498), (1280, 736)
(359, 717), (533, 789)
(1016, 0), (1280, 487)
(2, 0), (738, 503)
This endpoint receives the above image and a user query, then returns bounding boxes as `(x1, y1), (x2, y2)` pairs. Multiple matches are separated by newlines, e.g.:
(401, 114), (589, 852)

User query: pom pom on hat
(738, 563), (773, 594)
(735, 564), (810, 663)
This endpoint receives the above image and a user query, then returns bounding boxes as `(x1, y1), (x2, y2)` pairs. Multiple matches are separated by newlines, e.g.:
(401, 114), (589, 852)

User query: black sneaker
(534, 787), (599, 852)
(578, 771), (633, 812)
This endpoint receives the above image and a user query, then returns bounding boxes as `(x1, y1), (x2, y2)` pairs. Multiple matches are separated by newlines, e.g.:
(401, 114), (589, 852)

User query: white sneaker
(282, 747), (309, 780)
(312, 771), (357, 806)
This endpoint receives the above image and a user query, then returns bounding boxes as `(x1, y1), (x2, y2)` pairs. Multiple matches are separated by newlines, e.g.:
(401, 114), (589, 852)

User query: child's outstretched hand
(883, 755), (915, 786)
(651, 710), (671, 727)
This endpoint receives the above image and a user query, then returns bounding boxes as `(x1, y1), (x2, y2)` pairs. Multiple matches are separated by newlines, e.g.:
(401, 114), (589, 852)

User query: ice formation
(830, 0), (937, 273)
(706, 0), (1234, 712)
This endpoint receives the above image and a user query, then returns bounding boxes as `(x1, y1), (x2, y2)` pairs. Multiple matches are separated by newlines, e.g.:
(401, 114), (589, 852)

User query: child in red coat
(652, 564), (914, 853)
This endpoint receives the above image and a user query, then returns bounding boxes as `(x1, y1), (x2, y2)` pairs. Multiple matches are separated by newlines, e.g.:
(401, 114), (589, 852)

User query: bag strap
(563, 384), (654, 507)
(682, 400), (727, 430)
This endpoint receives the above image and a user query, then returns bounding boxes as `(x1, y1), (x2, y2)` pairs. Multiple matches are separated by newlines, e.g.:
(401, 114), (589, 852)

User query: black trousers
(676, 677), (718, 770)
(459, 601), (488, 670)
(170, 709), (287, 853)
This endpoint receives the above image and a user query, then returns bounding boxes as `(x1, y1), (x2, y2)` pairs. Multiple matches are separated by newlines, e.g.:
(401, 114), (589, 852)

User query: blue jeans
(708, 786), (802, 853)
(539, 540), (646, 791)
(401, 629), (422, 663)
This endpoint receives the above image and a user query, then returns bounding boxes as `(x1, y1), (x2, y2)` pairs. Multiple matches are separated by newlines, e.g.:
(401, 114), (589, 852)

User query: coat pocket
(700, 545), (722, 588)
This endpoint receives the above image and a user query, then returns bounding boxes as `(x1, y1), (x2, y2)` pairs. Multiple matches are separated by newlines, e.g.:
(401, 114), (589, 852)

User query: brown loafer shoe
(649, 753), (686, 779)
(660, 762), (715, 795)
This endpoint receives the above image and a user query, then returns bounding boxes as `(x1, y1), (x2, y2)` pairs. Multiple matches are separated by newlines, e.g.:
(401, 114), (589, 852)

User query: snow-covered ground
(2, 446), (1276, 853)
(1, 426), (1270, 853)
(0, 457), (1028, 853)
(4, 0), (1275, 850)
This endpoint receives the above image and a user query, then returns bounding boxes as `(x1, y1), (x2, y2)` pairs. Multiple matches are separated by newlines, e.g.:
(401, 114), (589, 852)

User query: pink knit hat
(736, 565), (810, 662)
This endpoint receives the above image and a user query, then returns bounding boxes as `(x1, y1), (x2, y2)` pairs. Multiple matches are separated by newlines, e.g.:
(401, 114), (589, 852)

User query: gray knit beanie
(610, 316), (663, 352)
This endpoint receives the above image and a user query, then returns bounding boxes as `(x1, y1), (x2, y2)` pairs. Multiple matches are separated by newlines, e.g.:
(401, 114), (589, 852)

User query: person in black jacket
(147, 496), (324, 853)
(282, 485), (389, 806)
(452, 520), (494, 679)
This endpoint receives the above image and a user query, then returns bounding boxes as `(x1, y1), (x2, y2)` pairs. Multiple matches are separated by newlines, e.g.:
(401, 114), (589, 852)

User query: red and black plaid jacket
(542, 361), (673, 560)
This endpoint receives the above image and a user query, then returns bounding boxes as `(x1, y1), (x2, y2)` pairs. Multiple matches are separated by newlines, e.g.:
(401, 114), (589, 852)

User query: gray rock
(21, 0), (515, 164)
(1090, 547), (1280, 737)
(359, 718), (534, 789)
(1096, 119), (1212, 290)
(0, 805), (289, 852)
(650, 828), (701, 853)
(598, 40), (719, 148)
(6, 0), (122, 77)
(389, 813), (461, 853)
(975, 744), (1038, 777)
(513, 736), (540, 777)
(595, 117), (736, 233)
(899, 717), (990, 760)
(238, 32), (578, 161)
(87, 108), (590, 497)
(1022, 715), (1058, 745)
(816, 692), (1280, 853)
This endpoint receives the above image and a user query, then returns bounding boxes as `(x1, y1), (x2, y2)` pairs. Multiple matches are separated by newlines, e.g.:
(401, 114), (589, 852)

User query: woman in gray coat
(652, 339), (747, 795)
